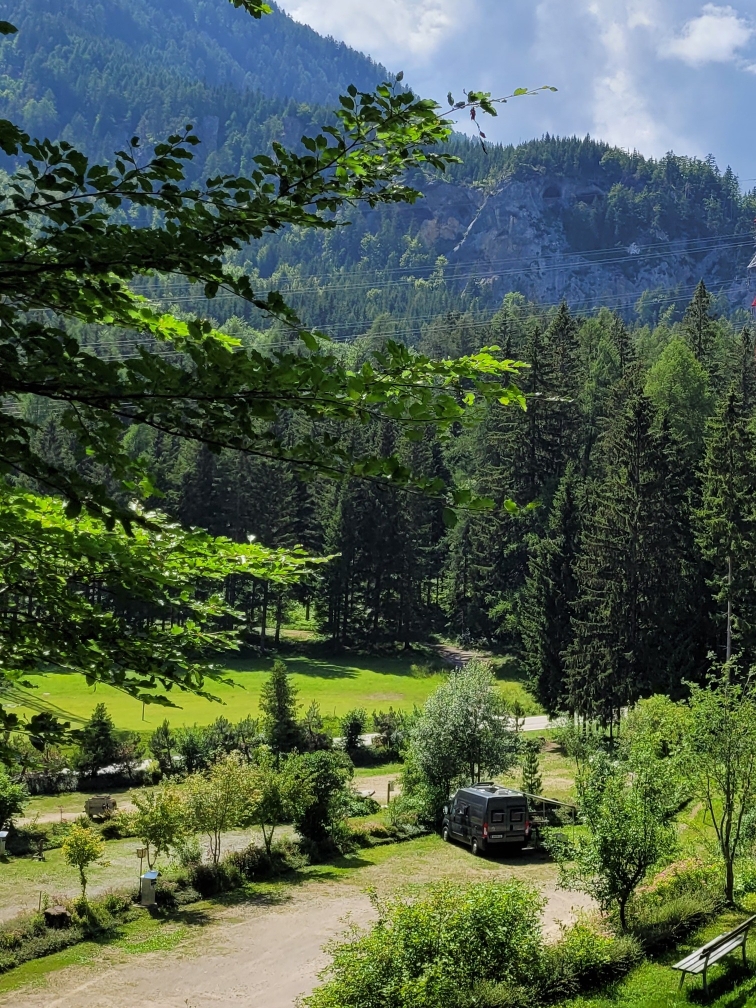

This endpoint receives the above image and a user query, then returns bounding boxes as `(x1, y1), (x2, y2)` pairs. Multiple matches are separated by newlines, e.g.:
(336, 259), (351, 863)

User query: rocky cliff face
(406, 171), (754, 317)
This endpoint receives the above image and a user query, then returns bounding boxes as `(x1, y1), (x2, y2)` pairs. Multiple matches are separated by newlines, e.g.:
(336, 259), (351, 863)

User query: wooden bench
(672, 914), (756, 995)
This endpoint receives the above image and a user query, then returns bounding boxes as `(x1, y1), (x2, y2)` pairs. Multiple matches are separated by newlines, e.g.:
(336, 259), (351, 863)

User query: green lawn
(17, 653), (541, 732)
(563, 902), (756, 1007)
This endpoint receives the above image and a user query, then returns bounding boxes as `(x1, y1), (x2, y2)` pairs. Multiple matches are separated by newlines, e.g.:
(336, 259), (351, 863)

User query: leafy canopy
(0, 5), (529, 527)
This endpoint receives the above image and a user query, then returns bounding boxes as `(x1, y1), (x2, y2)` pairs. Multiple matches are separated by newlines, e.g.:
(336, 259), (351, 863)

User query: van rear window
(490, 811), (505, 823)
(510, 809), (525, 823)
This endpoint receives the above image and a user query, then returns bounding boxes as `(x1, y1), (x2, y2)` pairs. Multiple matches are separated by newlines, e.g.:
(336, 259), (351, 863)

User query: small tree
(183, 754), (260, 865)
(260, 660), (302, 759)
(114, 732), (144, 782)
(174, 724), (212, 773)
(62, 824), (105, 898)
(299, 703), (331, 752)
(289, 750), (353, 848)
(340, 709), (366, 753)
(0, 767), (29, 829)
(687, 668), (756, 904)
(132, 786), (186, 869)
(235, 716), (263, 761)
(250, 750), (311, 857)
(521, 738), (543, 795)
(409, 661), (518, 816)
(547, 752), (677, 930)
(149, 720), (176, 776)
(74, 703), (119, 778)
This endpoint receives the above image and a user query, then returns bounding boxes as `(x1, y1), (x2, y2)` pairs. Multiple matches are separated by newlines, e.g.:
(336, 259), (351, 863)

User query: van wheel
(471, 838), (482, 856)
(442, 826), (451, 843)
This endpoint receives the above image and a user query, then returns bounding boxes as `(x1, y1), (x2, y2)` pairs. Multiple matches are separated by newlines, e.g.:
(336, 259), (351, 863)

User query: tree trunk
(260, 582), (269, 650)
(274, 593), (283, 646)
(726, 855), (735, 905)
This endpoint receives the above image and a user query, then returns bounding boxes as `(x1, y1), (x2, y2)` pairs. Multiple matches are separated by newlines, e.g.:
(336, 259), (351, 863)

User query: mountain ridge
(1, 0), (754, 323)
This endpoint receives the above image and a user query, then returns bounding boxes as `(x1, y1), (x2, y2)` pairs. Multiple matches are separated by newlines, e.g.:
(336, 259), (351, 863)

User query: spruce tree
(520, 466), (582, 714)
(565, 376), (700, 721)
(75, 703), (119, 779)
(681, 280), (721, 376)
(521, 738), (543, 795)
(259, 660), (302, 758)
(696, 391), (756, 665)
(734, 326), (756, 411)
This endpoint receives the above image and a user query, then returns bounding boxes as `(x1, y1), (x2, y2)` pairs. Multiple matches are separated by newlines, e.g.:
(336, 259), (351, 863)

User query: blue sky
(278, 1), (756, 184)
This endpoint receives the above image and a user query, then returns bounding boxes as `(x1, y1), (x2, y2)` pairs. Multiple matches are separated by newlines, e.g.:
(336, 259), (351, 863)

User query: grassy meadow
(16, 652), (542, 732)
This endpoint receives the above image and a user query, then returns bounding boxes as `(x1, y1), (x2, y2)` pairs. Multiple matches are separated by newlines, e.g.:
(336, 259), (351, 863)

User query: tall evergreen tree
(565, 377), (701, 720)
(74, 703), (120, 778)
(696, 391), (756, 665)
(520, 466), (582, 714)
(259, 660), (302, 758)
(681, 280), (721, 376)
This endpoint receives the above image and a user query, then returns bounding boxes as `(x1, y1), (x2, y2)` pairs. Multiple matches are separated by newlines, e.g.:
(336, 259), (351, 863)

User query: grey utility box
(0, 830), (8, 855)
(140, 870), (159, 906)
(84, 795), (117, 818)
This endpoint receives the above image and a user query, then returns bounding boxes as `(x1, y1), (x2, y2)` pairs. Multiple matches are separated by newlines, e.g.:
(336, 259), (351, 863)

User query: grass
(16, 651), (542, 732)
(499, 739), (578, 804)
(0, 903), (209, 993)
(561, 901), (756, 1007)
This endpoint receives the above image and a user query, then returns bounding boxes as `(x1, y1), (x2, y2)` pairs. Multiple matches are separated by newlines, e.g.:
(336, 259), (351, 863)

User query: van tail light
(482, 823), (488, 838)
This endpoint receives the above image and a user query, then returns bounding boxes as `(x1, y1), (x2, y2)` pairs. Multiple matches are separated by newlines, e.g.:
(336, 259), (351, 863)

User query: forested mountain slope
(1, 0), (754, 323)
(0, 0), (385, 171)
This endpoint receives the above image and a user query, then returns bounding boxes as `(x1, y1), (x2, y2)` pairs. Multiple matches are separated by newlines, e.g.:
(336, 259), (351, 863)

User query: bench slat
(674, 937), (746, 973)
(672, 915), (756, 975)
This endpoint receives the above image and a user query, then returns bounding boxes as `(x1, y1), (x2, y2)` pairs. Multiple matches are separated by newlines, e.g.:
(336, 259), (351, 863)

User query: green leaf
(442, 507), (459, 529)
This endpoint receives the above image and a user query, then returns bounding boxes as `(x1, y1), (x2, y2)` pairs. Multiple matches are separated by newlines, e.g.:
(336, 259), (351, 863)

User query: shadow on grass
(685, 961), (756, 1004)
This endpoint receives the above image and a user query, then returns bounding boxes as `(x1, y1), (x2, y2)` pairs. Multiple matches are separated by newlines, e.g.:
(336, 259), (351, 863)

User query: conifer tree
(521, 738), (543, 795)
(259, 660), (302, 758)
(681, 280), (721, 377)
(734, 326), (756, 411)
(609, 314), (634, 373)
(520, 466), (582, 714)
(565, 376), (700, 721)
(696, 391), (756, 665)
(74, 703), (120, 779)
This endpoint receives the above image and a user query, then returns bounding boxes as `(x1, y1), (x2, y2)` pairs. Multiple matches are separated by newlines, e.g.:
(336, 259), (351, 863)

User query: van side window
(490, 811), (505, 823)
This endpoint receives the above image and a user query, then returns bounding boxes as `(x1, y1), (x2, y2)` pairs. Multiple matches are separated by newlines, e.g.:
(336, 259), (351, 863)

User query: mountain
(1, 0), (755, 327)
(0, 0), (387, 171)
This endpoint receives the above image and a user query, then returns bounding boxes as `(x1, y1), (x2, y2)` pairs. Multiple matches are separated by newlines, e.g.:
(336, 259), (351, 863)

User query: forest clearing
(14, 652), (540, 732)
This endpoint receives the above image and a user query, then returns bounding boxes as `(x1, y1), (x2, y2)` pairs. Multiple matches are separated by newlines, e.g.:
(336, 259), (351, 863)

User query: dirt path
(5, 867), (592, 1007)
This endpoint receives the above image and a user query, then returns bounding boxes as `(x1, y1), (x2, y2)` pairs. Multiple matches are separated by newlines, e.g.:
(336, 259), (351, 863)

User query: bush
(303, 881), (544, 1008)
(99, 811), (138, 840)
(343, 791), (381, 817)
(735, 858), (756, 896)
(625, 858), (723, 950)
(537, 918), (642, 1000)
(0, 891), (136, 974)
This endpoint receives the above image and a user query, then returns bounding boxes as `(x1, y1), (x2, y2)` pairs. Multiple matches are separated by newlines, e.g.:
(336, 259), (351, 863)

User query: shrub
(735, 857), (756, 896)
(340, 709), (367, 753)
(343, 791), (381, 817)
(625, 858), (723, 949)
(537, 918), (642, 1000)
(303, 881), (544, 1008)
(99, 811), (138, 840)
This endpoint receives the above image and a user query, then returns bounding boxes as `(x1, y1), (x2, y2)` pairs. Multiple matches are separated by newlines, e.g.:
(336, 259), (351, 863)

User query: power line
(139, 229), (756, 292)
(142, 238), (754, 304)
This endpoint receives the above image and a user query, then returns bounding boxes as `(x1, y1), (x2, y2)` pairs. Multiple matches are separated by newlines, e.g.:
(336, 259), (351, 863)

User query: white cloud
(585, 3), (668, 152)
(278, 0), (459, 59)
(664, 4), (753, 65)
